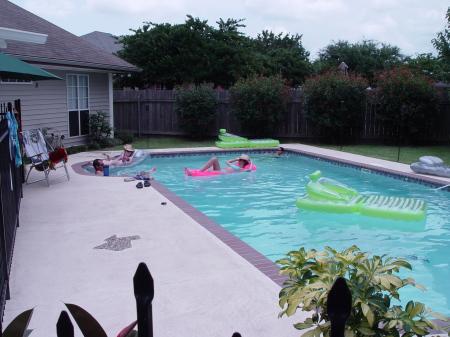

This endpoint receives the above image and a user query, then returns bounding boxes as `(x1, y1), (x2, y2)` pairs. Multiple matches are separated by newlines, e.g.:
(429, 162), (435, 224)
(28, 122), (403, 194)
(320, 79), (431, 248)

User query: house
(0, 0), (140, 147)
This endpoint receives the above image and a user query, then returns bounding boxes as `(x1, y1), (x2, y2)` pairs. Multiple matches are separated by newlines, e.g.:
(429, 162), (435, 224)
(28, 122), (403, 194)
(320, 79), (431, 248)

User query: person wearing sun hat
(121, 144), (135, 164)
(185, 154), (253, 176)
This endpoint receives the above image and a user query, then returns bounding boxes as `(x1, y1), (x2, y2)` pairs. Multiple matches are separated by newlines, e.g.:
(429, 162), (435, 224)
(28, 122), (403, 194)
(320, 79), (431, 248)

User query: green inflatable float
(296, 171), (428, 222)
(216, 129), (280, 148)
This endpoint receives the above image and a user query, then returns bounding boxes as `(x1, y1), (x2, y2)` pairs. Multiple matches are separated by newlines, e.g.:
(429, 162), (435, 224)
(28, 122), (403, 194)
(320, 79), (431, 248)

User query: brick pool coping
(71, 147), (450, 288)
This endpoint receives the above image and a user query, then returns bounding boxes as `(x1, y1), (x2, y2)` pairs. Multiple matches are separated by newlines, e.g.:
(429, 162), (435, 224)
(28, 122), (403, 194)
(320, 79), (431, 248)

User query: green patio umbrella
(0, 52), (62, 81)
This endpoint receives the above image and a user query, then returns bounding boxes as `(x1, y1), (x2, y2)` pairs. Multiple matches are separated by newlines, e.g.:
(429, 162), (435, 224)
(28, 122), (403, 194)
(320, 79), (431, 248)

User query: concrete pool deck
(3, 144), (450, 336)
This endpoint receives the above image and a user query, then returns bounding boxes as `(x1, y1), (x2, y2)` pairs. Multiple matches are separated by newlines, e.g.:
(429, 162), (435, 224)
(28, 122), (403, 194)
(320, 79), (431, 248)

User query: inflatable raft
(296, 171), (427, 222)
(184, 162), (257, 177)
(82, 149), (150, 174)
(410, 156), (450, 178)
(215, 129), (280, 149)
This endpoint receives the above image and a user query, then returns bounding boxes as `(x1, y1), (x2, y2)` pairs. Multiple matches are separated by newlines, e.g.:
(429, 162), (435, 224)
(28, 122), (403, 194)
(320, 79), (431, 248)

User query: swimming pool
(117, 151), (450, 315)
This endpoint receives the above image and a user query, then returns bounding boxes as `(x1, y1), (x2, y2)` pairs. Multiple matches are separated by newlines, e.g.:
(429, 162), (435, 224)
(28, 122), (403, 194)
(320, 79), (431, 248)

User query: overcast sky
(9, 0), (450, 59)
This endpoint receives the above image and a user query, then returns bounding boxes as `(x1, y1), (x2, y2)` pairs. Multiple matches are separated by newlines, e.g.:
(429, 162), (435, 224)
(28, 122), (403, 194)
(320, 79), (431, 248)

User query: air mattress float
(296, 171), (427, 222)
(184, 162), (257, 177)
(410, 156), (450, 178)
(215, 129), (280, 149)
(82, 149), (150, 174)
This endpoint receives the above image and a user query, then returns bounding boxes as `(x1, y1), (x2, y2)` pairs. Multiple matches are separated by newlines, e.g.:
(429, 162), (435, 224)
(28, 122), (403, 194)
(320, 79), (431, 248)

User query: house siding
(0, 69), (112, 148)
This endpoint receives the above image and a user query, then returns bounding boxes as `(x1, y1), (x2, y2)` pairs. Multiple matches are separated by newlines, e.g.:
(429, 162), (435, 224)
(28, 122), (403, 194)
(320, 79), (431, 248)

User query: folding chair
(22, 129), (70, 186)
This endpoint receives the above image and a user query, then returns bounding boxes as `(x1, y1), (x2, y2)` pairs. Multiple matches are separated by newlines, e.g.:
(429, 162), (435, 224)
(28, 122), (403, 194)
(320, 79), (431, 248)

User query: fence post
(134, 262), (154, 337)
(397, 105), (406, 162)
(138, 93), (141, 139)
(56, 311), (74, 337)
(327, 277), (351, 337)
(340, 101), (345, 150)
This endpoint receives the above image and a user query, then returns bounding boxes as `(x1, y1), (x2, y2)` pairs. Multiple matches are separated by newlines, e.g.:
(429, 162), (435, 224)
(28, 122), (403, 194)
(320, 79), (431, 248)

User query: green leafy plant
(116, 130), (135, 144)
(228, 73), (291, 137)
(3, 303), (138, 337)
(88, 110), (114, 147)
(302, 70), (369, 143)
(276, 245), (450, 337)
(173, 83), (219, 139)
(374, 66), (440, 144)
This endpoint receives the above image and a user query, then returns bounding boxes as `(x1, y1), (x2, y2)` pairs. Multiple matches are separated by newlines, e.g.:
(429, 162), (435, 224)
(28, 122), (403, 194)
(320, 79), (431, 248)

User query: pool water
(117, 153), (450, 315)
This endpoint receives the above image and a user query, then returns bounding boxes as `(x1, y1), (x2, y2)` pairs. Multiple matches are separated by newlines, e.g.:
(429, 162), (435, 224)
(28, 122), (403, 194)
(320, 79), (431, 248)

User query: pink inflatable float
(184, 162), (257, 177)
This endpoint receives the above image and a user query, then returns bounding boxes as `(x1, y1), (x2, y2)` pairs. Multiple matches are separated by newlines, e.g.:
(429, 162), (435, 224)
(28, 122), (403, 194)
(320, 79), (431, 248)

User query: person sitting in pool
(121, 144), (135, 164)
(93, 159), (106, 175)
(185, 154), (253, 176)
(276, 147), (284, 157)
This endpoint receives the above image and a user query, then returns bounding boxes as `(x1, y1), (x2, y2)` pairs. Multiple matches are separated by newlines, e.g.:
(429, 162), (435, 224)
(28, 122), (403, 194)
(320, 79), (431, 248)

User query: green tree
(302, 70), (369, 143)
(404, 53), (446, 80)
(432, 7), (450, 82)
(173, 83), (219, 139)
(374, 66), (440, 143)
(314, 39), (404, 84)
(117, 16), (257, 89)
(251, 31), (312, 87)
(228, 74), (291, 137)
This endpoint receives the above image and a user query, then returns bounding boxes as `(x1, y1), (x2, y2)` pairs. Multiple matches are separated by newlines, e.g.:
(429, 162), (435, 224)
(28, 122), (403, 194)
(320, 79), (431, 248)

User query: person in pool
(276, 147), (284, 157)
(121, 144), (135, 164)
(185, 154), (253, 176)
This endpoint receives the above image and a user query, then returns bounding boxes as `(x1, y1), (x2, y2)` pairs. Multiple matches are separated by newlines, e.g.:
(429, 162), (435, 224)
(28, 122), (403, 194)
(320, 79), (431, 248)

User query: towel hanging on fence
(5, 109), (22, 167)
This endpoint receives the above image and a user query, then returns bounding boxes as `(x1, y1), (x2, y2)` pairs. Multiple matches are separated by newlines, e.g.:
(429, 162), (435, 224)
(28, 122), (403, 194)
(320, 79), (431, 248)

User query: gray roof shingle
(0, 0), (140, 73)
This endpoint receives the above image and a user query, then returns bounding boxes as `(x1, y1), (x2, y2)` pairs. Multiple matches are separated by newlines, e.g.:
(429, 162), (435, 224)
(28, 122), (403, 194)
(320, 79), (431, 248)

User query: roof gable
(80, 31), (124, 54)
(0, 0), (140, 73)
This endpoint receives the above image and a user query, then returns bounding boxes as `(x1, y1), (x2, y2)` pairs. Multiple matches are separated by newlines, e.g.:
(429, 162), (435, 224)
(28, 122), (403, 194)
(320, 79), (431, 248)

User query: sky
(9, 0), (450, 59)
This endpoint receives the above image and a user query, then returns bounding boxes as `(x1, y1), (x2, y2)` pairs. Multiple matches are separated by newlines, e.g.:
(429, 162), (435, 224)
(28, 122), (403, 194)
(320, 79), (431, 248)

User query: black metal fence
(34, 263), (349, 337)
(113, 89), (450, 144)
(0, 100), (23, 331)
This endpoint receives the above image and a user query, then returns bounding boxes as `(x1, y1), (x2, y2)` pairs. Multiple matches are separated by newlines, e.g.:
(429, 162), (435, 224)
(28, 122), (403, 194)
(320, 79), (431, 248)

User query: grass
(311, 144), (450, 165)
(104, 137), (450, 165)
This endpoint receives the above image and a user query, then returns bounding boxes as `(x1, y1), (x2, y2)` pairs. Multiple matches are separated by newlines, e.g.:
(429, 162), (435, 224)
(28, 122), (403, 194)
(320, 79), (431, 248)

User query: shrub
(228, 74), (291, 138)
(302, 71), (369, 143)
(374, 66), (440, 144)
(276, 245), (450, 337)
(88, 110), (114, 147)
(116, 130), (134, 144)
(173, 83), (219, 139)
(87, 142), (100, 150)
(66, 145), (87, 155)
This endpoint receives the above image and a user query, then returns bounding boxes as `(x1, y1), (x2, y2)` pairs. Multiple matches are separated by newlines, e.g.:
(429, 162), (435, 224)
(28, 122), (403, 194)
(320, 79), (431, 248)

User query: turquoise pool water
(117, 152), (450, 315)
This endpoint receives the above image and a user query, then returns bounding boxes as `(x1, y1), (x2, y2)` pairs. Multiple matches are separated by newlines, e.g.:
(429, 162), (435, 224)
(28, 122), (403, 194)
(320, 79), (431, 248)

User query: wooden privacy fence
(113, 90), (450, 144)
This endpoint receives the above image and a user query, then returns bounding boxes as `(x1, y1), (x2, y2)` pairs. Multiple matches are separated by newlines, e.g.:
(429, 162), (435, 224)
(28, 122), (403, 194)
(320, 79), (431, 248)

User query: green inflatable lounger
(218, 129), (248, 142)
(216, 129), (280, 148)
(295, 171), (428, 222)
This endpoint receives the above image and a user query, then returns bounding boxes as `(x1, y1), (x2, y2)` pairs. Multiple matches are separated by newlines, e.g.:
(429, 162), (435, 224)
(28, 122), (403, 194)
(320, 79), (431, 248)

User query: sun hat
(124, 144), (134, 152)
(238, 154), (250, 162)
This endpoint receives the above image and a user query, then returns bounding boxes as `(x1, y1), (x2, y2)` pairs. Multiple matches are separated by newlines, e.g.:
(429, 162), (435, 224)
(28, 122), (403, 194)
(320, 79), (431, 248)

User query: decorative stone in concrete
(94, 235), (141, 251)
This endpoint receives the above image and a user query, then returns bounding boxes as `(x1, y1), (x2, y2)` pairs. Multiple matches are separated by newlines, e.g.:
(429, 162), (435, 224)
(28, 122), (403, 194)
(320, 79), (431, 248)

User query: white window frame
(67, 74), (90, 138)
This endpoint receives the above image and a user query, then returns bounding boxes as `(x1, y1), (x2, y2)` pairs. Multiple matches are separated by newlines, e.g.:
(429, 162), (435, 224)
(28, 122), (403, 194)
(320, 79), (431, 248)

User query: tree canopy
(116, 16), (312, 89)
(313, 39), (404, 84)
(432, 7), (450, 82)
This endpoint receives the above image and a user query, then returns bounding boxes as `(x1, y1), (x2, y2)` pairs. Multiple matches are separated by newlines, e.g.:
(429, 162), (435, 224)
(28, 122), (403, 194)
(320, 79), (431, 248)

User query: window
(67, 74), (90, 137)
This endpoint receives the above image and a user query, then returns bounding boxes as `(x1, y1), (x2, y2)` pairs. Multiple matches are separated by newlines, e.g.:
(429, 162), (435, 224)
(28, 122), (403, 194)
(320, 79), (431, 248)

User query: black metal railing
(40, 264), (351, 337)
(0, 99), (23, 331)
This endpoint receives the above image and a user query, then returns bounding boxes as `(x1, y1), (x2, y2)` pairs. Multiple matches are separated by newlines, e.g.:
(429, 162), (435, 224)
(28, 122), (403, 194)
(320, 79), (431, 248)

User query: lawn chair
(22, 129), (70, 186)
